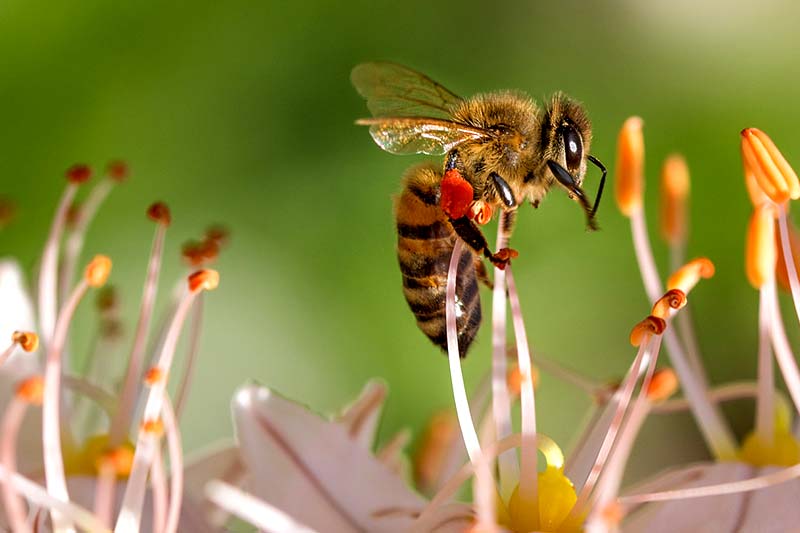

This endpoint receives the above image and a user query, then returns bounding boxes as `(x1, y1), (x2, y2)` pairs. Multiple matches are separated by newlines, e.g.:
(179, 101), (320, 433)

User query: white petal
(622, 462), (800, 533)
(0, 260), (39, 378)
(232, 384), (425, 533)
(336, 379), (387, 449)
(183, 441), (241, 502)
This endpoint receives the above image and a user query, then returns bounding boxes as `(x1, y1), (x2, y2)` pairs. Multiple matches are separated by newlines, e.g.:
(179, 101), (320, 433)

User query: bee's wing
(356, 117), (490, 156)
(351, 62), (463, 119)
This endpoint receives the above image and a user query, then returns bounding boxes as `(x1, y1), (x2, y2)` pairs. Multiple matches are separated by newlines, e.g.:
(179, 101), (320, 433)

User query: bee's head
(540, 94), (605, 231)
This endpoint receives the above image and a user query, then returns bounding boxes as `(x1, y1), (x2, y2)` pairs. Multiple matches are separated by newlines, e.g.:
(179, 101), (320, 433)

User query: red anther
(188, 269), (220, 293)
(146, 202), (171, 226)
(106, 160), (129, 182)
(16, 376), (44, 405)
(66, 164), (92, 184)
(205, 225), (230, 247)
(144, 367), (164, 386)
(440, 169), (474, 219)
(12, 331), (39, 352)
(468, 201), (493, 225)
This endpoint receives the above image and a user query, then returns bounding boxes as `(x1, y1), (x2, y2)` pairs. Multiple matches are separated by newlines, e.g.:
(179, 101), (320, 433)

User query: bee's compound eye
(563, 126), (583, 172)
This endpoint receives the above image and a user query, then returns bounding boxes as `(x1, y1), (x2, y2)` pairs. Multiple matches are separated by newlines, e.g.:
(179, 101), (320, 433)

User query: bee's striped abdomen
(395, 164), (482, 357)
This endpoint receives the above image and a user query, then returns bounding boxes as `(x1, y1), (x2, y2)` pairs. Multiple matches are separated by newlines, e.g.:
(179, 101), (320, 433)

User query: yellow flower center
(64, 434), (135, 478)
(498, 436), (584, 533)
(739, 401), (800, 467)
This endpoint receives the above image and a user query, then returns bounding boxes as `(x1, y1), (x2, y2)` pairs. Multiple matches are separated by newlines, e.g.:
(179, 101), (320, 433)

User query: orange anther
(146, 202), (171, 226)
(188, 269), (219, 293)
(140, 418), (164, 436)
(600, 502), (624, 526)
(12, 331), (39, 352)
(746, 204), (777, 289)
(106, 160), (129, 182)
(507, 364), (539, 396)
(144, 367), (164, 386)
(85, 255), (112, 287)
(650, 289), (687, 319)
(205, 225), (230, 247)
(666, 257), (715, 294)
(630, 315), (667, 347)
(16, 376), (44, 405)
(414, 410), (458, 492)
(741, 128), (798, 205)
(615, 117), (644, 217)
(66, 164), (92, 184)
(660, 155), (690, 245)
(646, 368), (679, 402)
(97, 446), (134, 477)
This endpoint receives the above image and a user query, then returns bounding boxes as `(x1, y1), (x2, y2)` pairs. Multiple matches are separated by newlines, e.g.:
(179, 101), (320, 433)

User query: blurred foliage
(1, 0), (800, 481)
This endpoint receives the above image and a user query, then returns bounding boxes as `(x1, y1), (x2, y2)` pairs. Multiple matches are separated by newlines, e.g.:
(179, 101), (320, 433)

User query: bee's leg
(475, 258), (493, 290)
(489, 172), (517, 208)
(444, 149), (461, 172)
(449, 216), (518, 269)
(499, 209), (517, 245)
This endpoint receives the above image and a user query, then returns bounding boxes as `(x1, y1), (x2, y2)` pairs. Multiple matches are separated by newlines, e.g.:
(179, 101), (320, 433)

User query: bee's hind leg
(449, 216), (518, 269)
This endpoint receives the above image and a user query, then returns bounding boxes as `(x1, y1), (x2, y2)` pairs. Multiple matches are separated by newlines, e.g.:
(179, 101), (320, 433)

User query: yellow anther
(746, 204), (778, 289)
(85, 255), (112, 287)
(188, 269), (220, 293)
(16, 376), (44, 405)
(666, 257), (715, 294)
(659, 155), (690, 245)
(645, 368), (678, 402)
(12, 330), (39, 352)
(630, 316), (667, 347)
(615, 117), (645, 217)
(650, 289), (687, 319)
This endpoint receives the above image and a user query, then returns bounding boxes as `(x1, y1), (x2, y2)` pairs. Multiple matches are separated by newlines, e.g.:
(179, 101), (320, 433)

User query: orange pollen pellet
(146, 201), (171, 226)
(85, 255), (112, 287)
(144, 367), (165, 386)
(666, 257), (715, 294)
(650, 289), (687, 319)
(106, 160), (129, 182)
(741, 128), (799, 204)
(630, 315), (667, 347)
(659, 155), (690, 245)
(12, 331), (39, 352)
(188, 269), (220, 293)
(98, 446), (135, 476)
(615, 116), (644, 217)
(646, 368), (679, 402)
(66, 164), (92, 184)
(140, 418), (164, 436)
(746, 204), (777, 289)
(16, 376), (44, 405)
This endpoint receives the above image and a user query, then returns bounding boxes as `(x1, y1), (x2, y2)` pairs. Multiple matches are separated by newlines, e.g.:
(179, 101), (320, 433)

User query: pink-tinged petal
(336, 379), (387, 449)
(0, 261), (39, 378)
(233, 384), (425, 533)
(66, 476), (219, 533)
(409, 502), (476, 533)
(623, 462), (800, 532)
(183, 442), (242, 502)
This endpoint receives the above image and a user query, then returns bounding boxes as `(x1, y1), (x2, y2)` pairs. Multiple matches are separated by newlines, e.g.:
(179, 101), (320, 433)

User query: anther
(468, 200), (493, 225)
(507, 364), (539, 397)
(85, 255), (112, 287)
(650, 289), (687, 319)
(12, 331), (39, 352)
(97, 446), (134, 477)
(741, 128), (800, 204)
(96, 286), (118, 313)
(106, 160), (129, 182)
(666, 258), (715, 294)
(660, 155), (690, 245)
(66, 164), (93, 184)
(630, 315), (667, 347)
(0, 196), (16, 228)
(146, 202), (171, 226)
(614, 117), (644, 217)
(205, 225), (230, 247)
(188, 269), (220, 293)
(646, 368), (679, 402)
(746, 204), (777, 289)
(16, 376), (44, 405)
(140, 418), (164, 436)
(600, 502), (624, 528)
(144, 367), (165, 386)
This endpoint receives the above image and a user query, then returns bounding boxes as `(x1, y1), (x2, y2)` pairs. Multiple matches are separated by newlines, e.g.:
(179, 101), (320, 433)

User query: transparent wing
(357, 117), (490, 156)
(351, 62), (463, 119)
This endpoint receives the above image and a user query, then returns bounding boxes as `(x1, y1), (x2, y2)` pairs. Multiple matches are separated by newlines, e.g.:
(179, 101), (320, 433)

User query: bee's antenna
(587, 155), (607, 219)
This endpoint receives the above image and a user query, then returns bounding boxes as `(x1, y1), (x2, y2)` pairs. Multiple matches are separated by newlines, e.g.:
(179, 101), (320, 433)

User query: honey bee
(352, 62), (606, 357)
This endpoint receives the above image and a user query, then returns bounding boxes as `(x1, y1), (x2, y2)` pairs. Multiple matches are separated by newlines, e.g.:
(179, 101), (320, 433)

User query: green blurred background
(1, 0), (800, 482)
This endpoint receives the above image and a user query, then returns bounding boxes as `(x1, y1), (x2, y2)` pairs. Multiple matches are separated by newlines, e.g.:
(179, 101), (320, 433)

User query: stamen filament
(766, 280), (800, 415)
(174, 294), (204, 419)
(777, 208), (800, 324)
(163, 396), (183, 533)
(151, 448), (168, 533)
(1, 397), (32, 533)
(505, 266), (538, 507)
(756, 284), (775, 443)
(0, 341), (17, 366)
(205, 480), (319, 533)
(491, 216), (517, 499)
(444, 240), (481, 464)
